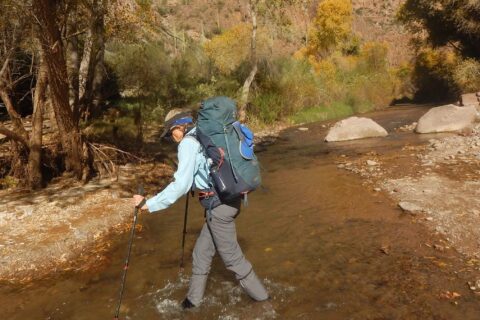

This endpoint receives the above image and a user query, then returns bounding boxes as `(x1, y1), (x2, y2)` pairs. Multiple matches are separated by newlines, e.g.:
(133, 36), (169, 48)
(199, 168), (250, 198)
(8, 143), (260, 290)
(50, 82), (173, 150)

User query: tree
(297, 0), (353, 60)
(399, 0), (480, 59)
(33, 0), (85, 179)
(204, 1), (270, 122)
(238, 0), (258, 122)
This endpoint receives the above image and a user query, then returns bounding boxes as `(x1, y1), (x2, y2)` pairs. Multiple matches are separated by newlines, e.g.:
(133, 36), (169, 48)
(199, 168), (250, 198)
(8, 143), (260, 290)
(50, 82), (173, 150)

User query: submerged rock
(325, 117), (388, 142)
(415, 104), (477, 134)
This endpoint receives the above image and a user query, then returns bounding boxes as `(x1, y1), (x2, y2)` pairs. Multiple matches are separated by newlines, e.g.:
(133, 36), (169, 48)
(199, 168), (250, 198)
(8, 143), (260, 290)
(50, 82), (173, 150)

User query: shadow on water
(1, 105), (480, 319)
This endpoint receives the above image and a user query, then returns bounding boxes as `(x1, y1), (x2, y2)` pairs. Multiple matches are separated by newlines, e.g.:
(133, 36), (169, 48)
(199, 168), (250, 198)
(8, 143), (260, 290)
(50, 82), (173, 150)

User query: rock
(415, 104), (477, 134)
(0, 133), (6, 140)
(366, 160), (378, 166)
(298, 127), (309, 132)
(325, 117), (388, 142)
(460, 93), (480, 107)
(398, 201), (423, 214)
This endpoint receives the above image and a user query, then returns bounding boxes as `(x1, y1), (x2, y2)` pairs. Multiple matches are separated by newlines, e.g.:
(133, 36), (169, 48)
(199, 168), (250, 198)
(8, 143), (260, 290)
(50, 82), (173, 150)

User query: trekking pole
(179, 192), (190, 269)
(114, 184), (146, 320)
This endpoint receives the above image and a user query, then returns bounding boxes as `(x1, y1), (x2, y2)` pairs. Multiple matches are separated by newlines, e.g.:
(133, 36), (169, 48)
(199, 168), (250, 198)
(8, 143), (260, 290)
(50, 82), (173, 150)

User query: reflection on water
(1, 105), (480, 319)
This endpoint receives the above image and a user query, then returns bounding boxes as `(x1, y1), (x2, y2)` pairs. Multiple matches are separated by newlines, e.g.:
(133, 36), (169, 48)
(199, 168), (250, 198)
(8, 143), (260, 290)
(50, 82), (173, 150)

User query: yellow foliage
(416, 48), (458, 71)
(307, 0), (353, 57)
(204, 23), (271, 75)
(358, 42), (389, 71)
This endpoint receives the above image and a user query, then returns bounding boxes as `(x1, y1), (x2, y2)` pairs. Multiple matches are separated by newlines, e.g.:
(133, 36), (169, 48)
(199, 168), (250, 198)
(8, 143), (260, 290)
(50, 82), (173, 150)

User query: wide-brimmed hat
(160, 108), (193, 138)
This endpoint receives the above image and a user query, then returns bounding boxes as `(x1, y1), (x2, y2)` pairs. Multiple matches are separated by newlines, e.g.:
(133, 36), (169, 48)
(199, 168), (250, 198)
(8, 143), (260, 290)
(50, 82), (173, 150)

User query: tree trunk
(79, 0), (106, 122)
(33, 0), (84, 179)
(66, 23), (80, 117)
(28, 56), (48, 189)
(89, 1), (106, 121)
(9, 141), (26, 179)
(0, 57), (28, 140)
(238, 0), (258, 122)
(134, 106), (143, 150)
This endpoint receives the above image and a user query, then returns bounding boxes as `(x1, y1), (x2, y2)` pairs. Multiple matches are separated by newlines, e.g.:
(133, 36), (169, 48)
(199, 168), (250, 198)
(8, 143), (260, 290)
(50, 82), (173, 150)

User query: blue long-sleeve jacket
(146, 128), (210, 213)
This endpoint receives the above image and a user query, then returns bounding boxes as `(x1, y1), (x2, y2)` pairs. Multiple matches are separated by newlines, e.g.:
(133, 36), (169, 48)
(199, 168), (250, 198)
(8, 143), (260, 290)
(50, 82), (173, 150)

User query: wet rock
(398, 201), (423, 215)
(416, 104), (477, 134)
(325, 117), (388, 142)
(460, 93), (480, 107)
(398, 122), (417, 132)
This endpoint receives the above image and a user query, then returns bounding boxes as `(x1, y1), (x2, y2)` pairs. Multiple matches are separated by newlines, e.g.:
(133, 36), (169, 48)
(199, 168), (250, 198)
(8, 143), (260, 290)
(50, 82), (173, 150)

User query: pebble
(298, 127), (309, 132)
(367, 160), (378, 166)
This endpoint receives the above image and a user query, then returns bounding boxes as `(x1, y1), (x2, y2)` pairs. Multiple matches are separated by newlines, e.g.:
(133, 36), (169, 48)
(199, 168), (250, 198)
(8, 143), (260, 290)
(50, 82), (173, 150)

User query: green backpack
(196, 96), (261, 202)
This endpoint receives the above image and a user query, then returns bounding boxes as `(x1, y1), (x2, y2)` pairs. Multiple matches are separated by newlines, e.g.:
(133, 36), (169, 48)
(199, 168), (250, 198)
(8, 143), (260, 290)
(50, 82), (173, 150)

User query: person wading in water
(133, 108), (269, 309)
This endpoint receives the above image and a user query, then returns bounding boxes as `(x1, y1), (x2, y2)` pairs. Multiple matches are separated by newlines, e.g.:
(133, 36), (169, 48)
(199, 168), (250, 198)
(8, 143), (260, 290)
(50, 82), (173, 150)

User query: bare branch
(65, 28), (88, 39)
(0, 125), (29, 149)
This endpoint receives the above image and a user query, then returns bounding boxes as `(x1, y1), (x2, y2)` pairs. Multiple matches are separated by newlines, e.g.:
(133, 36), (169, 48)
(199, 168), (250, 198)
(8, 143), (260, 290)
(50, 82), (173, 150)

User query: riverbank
(0, 163), (173, 283)
(332, 109), (480, 294)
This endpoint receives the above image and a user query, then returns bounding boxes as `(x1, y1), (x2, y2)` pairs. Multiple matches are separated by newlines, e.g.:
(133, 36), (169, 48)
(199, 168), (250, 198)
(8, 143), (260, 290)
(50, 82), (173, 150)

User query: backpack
(196, 96), (261, 202)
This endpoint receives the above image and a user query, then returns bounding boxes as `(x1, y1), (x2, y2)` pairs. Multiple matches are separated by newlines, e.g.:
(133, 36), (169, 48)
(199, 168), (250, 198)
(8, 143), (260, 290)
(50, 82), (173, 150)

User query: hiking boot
(181, 298), (195, 310)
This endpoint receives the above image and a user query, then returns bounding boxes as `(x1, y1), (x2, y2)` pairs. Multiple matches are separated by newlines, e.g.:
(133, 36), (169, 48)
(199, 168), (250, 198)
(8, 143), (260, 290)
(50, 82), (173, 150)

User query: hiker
(133, 102), (269, 309)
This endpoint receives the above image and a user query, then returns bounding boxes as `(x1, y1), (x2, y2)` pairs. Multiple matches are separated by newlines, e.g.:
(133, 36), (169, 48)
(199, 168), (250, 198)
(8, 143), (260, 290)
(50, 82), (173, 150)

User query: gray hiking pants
(187, 200), (269, 306)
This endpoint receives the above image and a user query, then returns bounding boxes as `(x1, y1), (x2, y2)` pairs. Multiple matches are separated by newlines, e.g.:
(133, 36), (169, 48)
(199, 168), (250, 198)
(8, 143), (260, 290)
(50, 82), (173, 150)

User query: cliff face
(157, 0), (411, 65)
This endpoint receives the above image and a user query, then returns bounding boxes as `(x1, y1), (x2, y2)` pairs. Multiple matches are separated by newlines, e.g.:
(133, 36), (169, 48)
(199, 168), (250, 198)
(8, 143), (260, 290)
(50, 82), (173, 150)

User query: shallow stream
(1, 105), (480, 319)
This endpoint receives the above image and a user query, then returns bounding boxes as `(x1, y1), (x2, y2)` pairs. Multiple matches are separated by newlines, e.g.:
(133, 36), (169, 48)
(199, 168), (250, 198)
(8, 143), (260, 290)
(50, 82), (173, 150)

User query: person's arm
(145, 138), (198, 213)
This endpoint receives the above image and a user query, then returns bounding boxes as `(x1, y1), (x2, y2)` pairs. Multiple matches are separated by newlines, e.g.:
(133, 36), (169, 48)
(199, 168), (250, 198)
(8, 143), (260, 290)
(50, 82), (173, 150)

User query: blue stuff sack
(233, 122), (255, 160)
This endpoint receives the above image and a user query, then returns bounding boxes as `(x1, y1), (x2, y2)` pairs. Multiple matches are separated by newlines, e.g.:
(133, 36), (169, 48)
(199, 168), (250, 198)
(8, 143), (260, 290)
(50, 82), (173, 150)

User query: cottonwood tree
(32, 0), (87, 179)
(0, 1), (50, 188)
(306, 0), (353, 59)
(399, 0), (480, 59)
(238, 0), (258, 122)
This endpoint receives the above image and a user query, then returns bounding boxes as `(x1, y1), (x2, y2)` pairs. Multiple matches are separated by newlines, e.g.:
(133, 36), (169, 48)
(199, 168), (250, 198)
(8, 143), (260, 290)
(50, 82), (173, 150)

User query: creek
(1, 105), (480, 320)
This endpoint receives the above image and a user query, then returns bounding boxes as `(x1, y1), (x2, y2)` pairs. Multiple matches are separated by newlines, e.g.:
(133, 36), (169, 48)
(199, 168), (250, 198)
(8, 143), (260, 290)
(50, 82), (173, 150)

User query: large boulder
(415, 104), (477, 134)
(325, 117), (388, 142)
(461, 93), (479, 107)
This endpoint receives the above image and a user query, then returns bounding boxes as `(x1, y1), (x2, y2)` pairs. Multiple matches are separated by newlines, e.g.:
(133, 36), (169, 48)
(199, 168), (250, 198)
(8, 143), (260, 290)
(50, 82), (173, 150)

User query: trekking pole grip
(136, 184), (146, 209)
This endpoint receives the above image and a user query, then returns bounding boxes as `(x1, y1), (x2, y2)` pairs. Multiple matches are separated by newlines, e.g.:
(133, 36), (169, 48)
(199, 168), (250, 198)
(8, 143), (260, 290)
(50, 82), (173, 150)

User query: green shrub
(290, 102), (354, 124)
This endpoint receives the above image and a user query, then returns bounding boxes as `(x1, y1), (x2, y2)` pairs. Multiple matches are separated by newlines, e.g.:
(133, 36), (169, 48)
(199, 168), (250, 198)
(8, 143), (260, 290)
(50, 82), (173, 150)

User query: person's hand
(133, 194), (148, 210)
